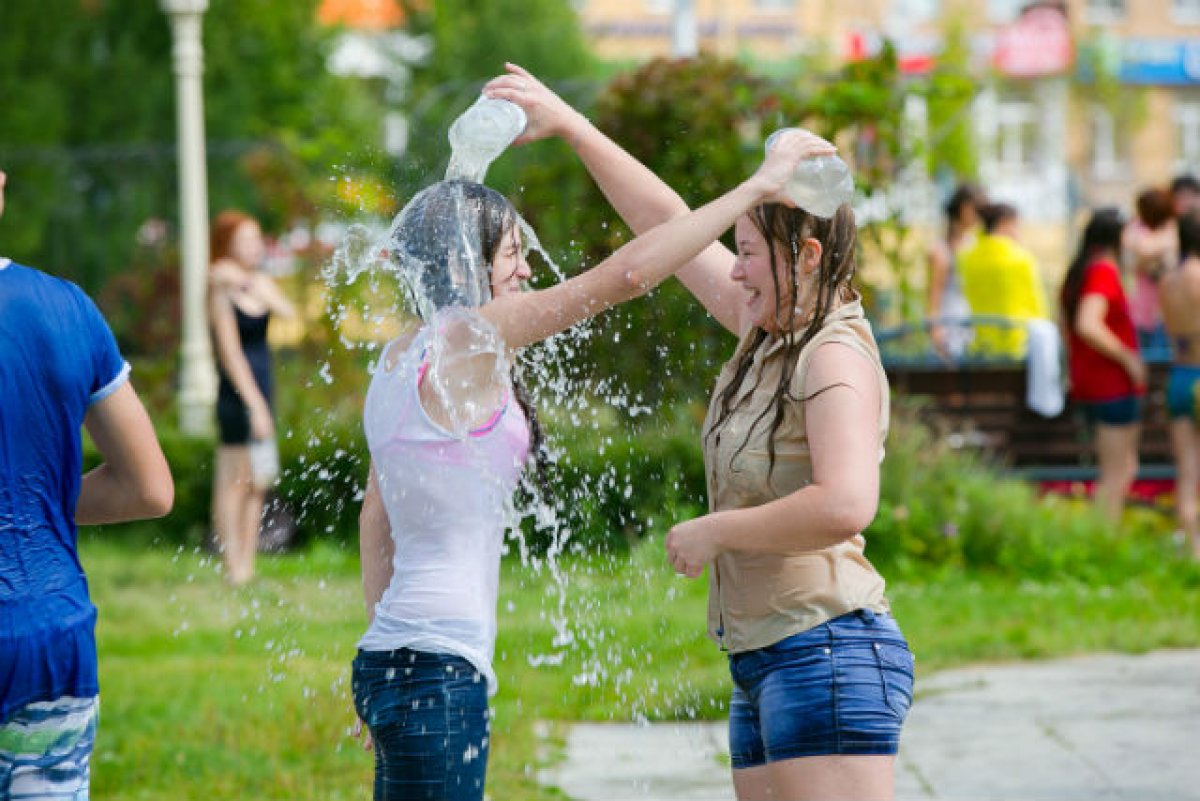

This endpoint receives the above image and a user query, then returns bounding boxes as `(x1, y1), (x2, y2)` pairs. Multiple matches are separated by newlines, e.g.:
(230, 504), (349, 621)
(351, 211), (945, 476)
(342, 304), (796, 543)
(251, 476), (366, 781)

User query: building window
(986, 0), (1024, 23)
(1085, 0), (1126, 24)
(1176, 101), (1200, 172)
(1173, 0), (1200, 23)
(646, 0), (671, 14)
(1090, 105), (1125, 178)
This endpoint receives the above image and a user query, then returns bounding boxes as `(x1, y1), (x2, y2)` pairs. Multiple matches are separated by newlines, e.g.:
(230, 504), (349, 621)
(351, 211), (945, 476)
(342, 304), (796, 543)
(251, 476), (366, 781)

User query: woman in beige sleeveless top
(489, 65), (913, 801)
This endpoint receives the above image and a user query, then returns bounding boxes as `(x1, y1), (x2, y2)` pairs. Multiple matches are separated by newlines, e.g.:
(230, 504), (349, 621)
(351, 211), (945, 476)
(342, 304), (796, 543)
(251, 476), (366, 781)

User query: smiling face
(489, 224), (530, 298)
(731, 213), (821, 335)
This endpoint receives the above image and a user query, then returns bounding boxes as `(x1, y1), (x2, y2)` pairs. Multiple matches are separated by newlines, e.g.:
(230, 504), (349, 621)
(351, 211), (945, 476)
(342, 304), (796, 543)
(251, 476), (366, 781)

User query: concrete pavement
(539, 649), (1200, 800)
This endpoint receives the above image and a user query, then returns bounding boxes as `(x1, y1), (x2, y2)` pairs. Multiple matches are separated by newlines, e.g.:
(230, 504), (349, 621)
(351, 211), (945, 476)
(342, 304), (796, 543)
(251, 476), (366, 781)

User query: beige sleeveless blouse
(702, 298), (891, 653)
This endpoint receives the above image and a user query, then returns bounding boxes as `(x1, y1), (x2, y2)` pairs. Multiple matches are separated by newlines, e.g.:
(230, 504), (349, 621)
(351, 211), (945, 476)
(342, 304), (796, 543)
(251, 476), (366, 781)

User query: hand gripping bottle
(764, 128), (855, 218)
(446, 96), (528, 183)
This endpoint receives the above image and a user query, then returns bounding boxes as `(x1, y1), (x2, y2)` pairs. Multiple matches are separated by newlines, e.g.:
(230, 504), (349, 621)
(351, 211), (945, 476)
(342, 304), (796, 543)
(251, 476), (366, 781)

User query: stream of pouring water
(309, 94), (705, 722)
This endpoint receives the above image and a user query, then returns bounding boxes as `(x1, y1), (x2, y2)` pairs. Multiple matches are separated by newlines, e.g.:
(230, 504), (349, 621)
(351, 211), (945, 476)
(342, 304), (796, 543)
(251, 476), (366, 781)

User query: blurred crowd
(927, 173), (1200, 557)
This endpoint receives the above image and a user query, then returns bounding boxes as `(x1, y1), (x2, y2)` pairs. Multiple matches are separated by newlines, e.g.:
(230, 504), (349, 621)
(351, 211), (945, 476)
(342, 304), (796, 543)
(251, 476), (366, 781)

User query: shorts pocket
(874, 642), (914, 720)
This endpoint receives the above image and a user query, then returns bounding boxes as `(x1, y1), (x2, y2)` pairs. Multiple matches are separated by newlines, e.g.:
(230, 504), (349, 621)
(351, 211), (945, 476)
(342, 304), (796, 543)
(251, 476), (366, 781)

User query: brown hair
(1135, 188), (1174, 230)
(704, 203), (859, 476)
(978, 202), (1017, 234)
(209, 209), (258, 267)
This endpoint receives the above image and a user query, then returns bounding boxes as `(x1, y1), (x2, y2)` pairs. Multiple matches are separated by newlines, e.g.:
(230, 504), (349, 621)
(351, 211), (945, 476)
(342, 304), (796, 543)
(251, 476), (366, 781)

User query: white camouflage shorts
(0, 696), (98, 801)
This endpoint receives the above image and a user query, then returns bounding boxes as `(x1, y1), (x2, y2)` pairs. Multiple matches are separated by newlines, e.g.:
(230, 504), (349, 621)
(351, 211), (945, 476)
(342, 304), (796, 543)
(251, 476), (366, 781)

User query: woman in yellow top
(488, 66), (912, 801)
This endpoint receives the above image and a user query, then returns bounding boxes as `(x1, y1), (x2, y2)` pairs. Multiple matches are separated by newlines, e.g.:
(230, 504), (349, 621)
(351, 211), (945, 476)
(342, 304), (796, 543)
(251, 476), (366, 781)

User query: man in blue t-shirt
(0, 168), (174, 798)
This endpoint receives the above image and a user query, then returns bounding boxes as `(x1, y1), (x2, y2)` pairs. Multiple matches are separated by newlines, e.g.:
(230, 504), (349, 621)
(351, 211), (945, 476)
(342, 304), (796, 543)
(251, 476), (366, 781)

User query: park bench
(876, 316), (1175, 488)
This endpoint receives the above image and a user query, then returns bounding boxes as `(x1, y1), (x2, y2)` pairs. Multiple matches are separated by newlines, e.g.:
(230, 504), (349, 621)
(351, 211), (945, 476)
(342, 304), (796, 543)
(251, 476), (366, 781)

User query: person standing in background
(1, 168), (174, 797)
(1160, 210), (1200, 559)
(958, 202), (1050, 358)
(1123, 187), (1177, 357)
(1060, 208), (1145, 522)
(926, 184), (985, 361)
(208, 211), (295, 586)
(1170, 174), (1200, 219)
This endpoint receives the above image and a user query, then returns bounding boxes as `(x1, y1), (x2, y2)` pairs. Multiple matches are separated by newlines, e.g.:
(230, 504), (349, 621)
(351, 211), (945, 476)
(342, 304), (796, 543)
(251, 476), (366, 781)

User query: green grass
(80, 532), (1200, 800)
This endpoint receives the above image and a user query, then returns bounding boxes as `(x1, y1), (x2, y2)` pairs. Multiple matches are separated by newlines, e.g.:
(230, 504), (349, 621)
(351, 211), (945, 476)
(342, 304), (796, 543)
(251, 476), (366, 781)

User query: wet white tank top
(357, 326), (529, 694)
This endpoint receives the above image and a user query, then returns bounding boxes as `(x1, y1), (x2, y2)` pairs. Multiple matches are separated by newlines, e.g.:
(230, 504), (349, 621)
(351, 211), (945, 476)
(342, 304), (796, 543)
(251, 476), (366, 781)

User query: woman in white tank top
(352, 132), (835, 801)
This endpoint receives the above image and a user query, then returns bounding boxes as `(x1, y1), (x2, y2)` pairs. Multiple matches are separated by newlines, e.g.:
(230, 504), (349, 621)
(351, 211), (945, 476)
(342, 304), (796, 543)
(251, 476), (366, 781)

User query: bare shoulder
(382, 321), (422, 370)
(209, 260), (245, 289)
(804, 340), (880, 399)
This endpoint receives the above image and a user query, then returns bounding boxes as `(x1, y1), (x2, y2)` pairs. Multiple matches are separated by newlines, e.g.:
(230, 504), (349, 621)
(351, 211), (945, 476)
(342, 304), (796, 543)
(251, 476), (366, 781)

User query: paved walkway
(539, 649), (1200, 800)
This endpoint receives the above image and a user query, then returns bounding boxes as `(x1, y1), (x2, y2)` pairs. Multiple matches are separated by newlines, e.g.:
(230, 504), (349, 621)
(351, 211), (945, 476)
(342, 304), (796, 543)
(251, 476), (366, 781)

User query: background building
(577, 0), (1200, 234)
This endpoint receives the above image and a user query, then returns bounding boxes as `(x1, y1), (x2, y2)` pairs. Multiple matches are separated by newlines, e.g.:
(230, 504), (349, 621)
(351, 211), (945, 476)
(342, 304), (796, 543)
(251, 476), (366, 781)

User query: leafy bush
(869, 403), (1181, 582)
(88, 382), (1187, 589)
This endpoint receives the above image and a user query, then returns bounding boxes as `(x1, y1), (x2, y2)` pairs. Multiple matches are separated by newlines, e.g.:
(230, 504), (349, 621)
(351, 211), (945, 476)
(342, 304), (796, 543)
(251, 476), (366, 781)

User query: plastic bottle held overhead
(764, 128), (855, 218)
(446, 96), (528, 182)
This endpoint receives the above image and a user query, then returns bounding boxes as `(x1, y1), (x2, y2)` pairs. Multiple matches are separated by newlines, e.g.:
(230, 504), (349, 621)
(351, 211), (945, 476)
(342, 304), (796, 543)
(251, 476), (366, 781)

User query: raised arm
(485, 63), (835, 335)
(479, 131), (814, 349)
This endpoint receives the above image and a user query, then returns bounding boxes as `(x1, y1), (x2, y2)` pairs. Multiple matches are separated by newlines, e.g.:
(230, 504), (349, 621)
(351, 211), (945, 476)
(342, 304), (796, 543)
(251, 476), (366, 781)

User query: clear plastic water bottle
(764, 128), (855, 218)
(446, 96), (528, 183)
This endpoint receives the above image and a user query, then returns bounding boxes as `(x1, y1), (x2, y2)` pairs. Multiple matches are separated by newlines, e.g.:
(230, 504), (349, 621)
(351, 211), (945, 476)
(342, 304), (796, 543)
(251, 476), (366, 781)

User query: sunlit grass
(80, 532), (1200, 800)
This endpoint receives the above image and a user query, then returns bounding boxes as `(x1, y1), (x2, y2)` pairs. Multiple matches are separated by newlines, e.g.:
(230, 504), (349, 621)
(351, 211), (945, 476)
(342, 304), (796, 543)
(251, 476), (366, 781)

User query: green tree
(392, 0), (595, 196)
(0, 0), (384, 298)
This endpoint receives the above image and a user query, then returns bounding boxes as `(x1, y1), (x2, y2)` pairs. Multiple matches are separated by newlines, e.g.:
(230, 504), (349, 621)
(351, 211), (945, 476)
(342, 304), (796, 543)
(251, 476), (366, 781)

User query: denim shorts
(727, 609), (914, 768)
(1166, 365), (1200, 420)
(352, 649), (489, 801)
(1078, 394), (1142, 426)
(0, 695), (98, 801)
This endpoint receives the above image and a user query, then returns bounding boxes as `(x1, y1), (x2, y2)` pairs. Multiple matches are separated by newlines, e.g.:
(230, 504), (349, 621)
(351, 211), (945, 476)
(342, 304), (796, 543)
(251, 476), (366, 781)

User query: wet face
(230, 219), (266, 269)
(731, 214), (820, 334)
(489, 224), (530, 298)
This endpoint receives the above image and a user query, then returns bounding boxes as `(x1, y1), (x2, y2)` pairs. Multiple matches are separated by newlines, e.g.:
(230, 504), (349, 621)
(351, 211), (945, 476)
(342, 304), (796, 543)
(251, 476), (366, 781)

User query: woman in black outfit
(208, 210), (295, 585)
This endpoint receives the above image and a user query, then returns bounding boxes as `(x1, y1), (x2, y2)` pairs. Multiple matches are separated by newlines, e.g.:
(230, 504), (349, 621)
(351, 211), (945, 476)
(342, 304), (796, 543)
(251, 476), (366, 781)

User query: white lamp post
(161, 0), (216, 434)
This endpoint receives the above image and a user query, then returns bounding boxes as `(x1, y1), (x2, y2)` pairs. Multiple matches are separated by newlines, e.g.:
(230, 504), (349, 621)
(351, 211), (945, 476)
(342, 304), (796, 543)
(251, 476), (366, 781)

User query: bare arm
(359, 465), (394, 623)
(665, 343), (882, 575)
(479, 128), (825, 349)
(253, 273), (298, 320)
(208, 280), (273, 438)
(77, 382), (174, 524)
(1075, 294), (1146, 388)
(926, 242), (950, 317)
(486, 63), (835, 336)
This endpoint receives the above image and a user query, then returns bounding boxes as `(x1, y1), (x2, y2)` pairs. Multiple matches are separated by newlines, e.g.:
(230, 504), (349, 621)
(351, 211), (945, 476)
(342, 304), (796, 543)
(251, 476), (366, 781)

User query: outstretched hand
(752, 128), (838, 206)
(483, 62), (587, 146)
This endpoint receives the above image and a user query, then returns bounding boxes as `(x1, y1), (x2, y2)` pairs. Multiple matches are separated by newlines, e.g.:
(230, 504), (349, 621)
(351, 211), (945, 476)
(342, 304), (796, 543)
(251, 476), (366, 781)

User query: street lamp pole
(161, 0), (215, 435)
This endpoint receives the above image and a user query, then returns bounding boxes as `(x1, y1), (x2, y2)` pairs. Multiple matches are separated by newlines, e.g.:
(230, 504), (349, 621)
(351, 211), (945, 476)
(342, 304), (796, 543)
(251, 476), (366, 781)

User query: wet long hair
(394, 180), (546, 480)
(704, 202), (860, 476)
(1060, 207), (1126, 326)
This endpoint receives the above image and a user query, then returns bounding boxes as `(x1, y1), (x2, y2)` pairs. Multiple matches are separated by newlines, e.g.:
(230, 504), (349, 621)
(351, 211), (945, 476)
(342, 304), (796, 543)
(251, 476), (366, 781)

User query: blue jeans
(727, 609), (913, 767)
(352, 649), (489, 801)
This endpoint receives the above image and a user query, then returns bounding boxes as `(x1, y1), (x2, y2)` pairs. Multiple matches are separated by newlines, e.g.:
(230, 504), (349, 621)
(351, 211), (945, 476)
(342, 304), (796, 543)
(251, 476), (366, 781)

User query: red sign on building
(993, 5), (1074, 78)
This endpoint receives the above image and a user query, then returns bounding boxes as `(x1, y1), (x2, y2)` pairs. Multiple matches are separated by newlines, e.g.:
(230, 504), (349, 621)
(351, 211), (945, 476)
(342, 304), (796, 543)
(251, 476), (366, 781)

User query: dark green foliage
(0, 0), (382, 294)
